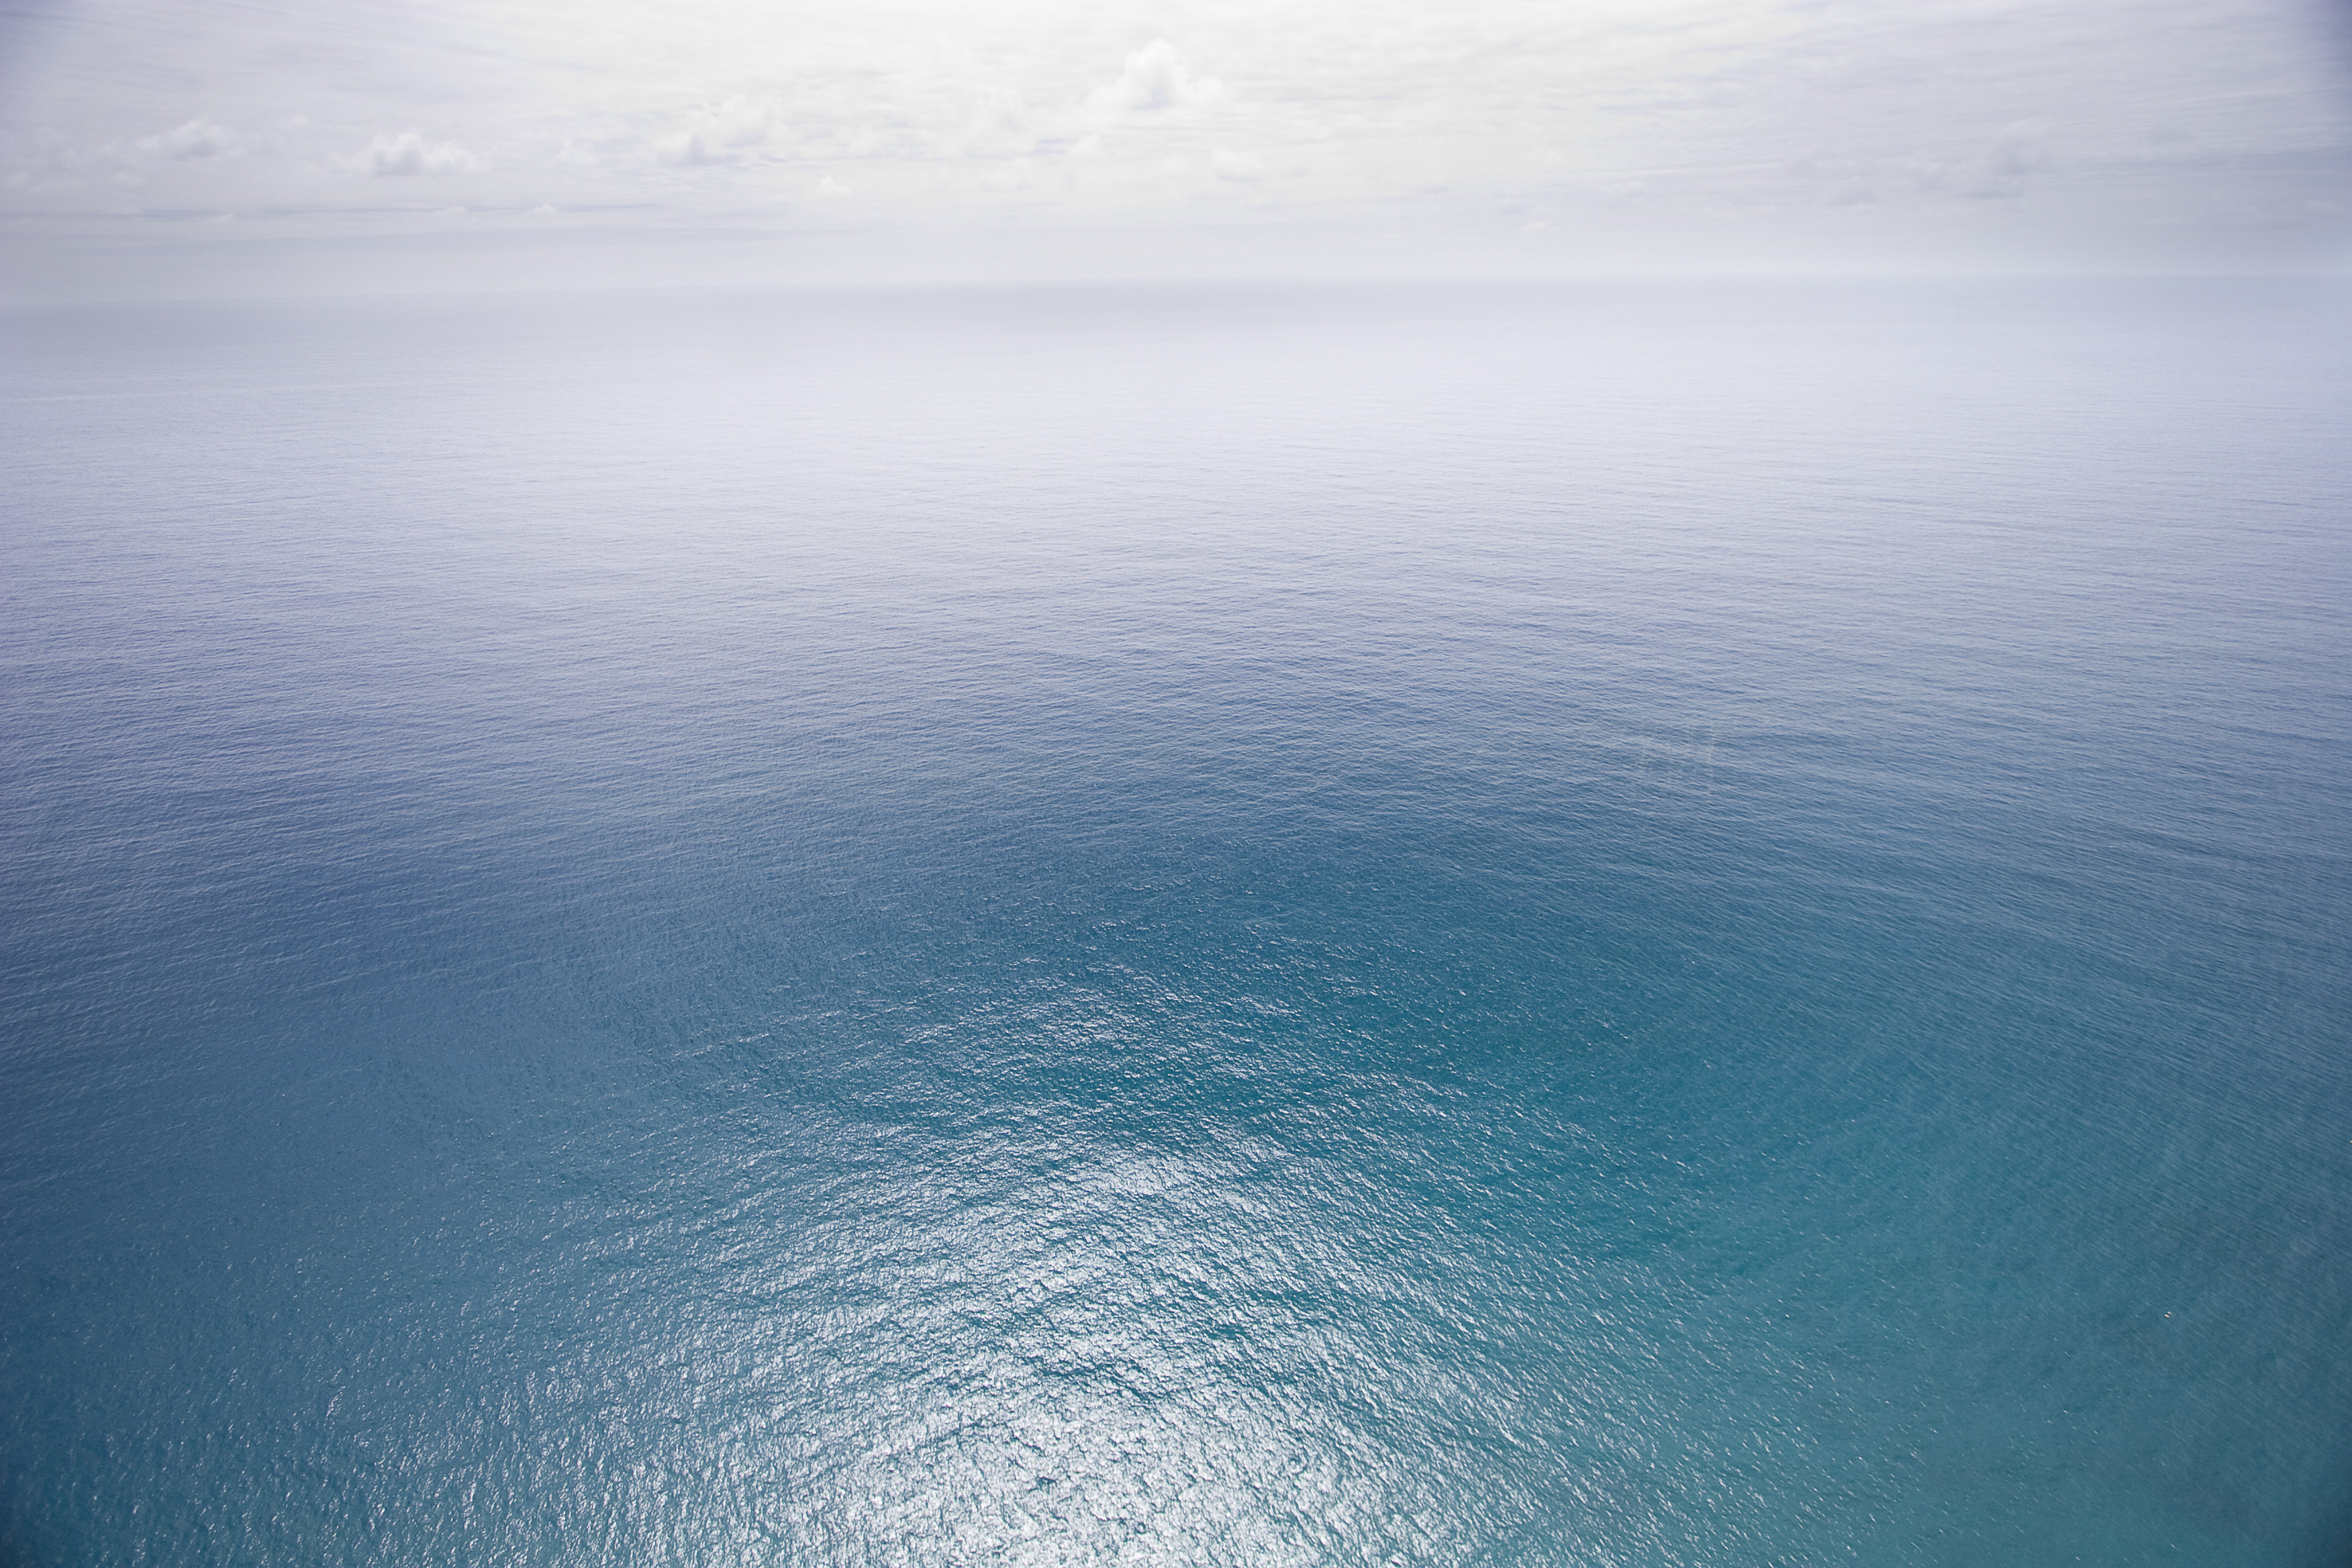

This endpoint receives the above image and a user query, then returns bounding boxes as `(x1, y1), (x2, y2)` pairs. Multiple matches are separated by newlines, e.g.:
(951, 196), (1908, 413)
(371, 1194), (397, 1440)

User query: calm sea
(3, 279), (2349, 1565)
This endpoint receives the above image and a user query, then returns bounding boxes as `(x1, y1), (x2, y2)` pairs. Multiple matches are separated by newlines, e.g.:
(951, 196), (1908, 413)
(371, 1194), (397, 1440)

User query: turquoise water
(3, 280), (2349, 1565)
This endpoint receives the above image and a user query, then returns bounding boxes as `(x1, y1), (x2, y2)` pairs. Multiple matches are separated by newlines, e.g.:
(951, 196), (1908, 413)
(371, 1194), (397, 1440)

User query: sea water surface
(3, 279), (2349, 1565)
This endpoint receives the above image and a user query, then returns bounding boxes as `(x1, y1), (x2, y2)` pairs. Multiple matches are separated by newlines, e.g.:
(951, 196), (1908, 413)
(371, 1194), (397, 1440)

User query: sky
(1, 0), (2348, 298)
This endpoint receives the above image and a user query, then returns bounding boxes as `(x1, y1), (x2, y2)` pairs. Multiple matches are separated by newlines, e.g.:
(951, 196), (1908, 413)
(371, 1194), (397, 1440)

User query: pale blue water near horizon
(3, 278), (2349, 1565)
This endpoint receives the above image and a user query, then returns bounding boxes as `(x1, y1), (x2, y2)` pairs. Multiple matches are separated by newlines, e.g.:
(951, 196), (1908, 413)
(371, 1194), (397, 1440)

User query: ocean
(3, 278), (2348, 1565)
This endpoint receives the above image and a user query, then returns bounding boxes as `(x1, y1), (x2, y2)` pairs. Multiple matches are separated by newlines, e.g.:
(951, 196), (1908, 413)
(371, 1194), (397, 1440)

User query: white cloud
(1, 128), (93, 193)
(1792, 127), (2052, 208)
(136, 118), (238, 161)
(351, 130), (479, 177)
(656, 96), (780, 167)
(1209, 148), (1262, 182)
(1, 0), (2345, 293)
(960, 89), (1040, 158)
(1087, 40), (1222, 115)
(1953, 121), (2050, 199)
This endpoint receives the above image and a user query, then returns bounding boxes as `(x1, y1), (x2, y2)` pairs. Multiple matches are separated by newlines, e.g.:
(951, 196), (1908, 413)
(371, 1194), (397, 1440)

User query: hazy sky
(3, 0), (2347, 297)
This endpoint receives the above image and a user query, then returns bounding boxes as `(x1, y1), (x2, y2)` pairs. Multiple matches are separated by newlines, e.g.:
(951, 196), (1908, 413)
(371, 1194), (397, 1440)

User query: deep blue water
(3, 279), (2349, 1565)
